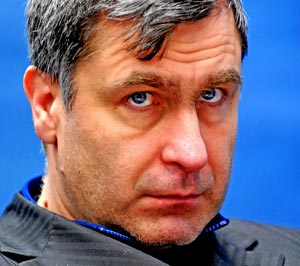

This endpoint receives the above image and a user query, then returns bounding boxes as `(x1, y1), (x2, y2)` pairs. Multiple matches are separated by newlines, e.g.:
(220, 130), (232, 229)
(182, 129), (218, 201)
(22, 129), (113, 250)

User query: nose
(161, 109), (208, 171)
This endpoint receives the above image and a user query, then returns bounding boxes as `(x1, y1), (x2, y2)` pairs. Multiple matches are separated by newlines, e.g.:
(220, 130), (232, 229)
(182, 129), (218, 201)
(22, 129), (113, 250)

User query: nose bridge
(176, 108), (202, 145)
(161, 108), (208, 170)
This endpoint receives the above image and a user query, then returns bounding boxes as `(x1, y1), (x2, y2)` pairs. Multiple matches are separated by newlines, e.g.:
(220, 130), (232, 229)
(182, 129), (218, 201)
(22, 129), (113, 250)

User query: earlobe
(23, 66), (62, 144)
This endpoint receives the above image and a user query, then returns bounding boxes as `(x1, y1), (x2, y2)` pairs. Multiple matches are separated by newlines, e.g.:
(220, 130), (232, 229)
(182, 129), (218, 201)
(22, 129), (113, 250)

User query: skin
(24, 3), (242, 247)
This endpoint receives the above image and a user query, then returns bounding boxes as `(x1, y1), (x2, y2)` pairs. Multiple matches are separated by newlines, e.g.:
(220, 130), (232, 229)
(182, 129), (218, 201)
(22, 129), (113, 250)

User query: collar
(21, 176), (229, 243)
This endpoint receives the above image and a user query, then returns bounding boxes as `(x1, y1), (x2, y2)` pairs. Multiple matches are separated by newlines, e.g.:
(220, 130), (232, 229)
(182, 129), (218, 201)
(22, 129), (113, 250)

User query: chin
(132, 217), (205, 247)
(138, 230), (200, 247)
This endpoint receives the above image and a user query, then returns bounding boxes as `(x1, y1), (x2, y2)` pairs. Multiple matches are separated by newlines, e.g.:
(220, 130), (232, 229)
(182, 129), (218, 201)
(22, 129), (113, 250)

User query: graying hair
(26, 0), (248, 110)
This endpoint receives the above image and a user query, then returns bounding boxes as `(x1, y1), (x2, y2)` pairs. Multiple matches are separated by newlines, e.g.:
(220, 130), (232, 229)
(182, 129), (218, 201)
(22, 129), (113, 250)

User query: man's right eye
(128, 92), (154, 107)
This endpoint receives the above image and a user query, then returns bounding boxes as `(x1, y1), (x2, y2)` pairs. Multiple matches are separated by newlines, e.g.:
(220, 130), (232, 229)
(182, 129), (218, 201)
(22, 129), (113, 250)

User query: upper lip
(145, 193), (201, 199)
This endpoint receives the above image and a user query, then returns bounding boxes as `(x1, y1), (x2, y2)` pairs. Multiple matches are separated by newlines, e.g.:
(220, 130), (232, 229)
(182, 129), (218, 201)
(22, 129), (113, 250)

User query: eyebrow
(110, 71), (176, 90)
(204, 69), (243, 89)
(108, 69), (242, 92)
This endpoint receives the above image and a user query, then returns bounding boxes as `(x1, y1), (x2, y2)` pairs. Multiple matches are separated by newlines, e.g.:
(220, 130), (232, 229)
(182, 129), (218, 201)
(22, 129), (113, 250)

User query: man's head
(24, 0), (247, 247)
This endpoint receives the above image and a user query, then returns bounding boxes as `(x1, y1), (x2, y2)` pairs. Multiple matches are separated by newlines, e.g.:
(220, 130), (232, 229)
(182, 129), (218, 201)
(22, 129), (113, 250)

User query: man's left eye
(200, 88), (224, 103)
(128, 92), (153, 107)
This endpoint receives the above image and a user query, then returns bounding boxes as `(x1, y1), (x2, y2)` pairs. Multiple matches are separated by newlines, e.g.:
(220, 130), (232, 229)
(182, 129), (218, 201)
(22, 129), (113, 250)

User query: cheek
(58, 116), (124, 203)
(203, 131), (235, 206)
(202, 120), (237, 180)
(60, 113), (152, 201)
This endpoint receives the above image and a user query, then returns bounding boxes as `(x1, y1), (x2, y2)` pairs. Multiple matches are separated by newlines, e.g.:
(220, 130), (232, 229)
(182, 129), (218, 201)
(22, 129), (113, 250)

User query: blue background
(0, 2), (299, 228)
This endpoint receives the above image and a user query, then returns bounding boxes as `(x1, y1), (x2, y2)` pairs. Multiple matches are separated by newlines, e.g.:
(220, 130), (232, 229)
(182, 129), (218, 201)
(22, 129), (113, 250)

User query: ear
(24, 66), (63, 144)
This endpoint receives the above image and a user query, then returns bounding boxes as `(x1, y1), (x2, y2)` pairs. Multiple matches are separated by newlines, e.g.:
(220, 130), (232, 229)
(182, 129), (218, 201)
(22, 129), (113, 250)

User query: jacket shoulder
(0, 254), (17, 266)
(216, 218), (300, 266)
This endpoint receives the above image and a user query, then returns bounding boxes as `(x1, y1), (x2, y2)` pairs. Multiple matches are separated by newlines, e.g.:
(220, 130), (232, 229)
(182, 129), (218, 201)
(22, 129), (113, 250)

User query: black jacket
(0, 193), (299, 265)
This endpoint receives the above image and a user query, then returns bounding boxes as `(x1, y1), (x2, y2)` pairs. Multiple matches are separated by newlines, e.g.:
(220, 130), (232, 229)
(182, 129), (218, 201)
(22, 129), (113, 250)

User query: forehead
(83, 2), (241, 60)
(164, 5), (241, 63)
(75, 4), (242, 90)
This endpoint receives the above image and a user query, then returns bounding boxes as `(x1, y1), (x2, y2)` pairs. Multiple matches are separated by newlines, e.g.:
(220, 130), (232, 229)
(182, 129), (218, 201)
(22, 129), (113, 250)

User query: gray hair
(26, 0), (248, 110)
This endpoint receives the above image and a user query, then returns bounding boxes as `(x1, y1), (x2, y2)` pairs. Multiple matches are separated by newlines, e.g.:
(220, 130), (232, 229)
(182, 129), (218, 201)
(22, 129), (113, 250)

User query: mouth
(141, 193), (203, 211)
(148, 194), (201, 200)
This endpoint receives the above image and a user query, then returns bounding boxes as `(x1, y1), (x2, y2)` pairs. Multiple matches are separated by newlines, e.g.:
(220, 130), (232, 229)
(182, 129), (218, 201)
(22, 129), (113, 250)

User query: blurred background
(0, 1), (299, 228)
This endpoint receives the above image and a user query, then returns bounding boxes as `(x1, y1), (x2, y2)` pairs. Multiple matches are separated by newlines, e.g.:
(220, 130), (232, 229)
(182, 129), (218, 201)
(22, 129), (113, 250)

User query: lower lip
(143, 195), (201, 208)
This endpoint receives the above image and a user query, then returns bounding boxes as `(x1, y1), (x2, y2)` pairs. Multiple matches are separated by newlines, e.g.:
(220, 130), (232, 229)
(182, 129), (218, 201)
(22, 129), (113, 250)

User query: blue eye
(200, 88), (224, 103)
(128, 92), (153, 107)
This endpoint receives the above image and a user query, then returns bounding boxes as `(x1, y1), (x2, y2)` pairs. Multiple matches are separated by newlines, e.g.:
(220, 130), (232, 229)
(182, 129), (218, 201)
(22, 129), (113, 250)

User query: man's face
(55, 6), (242, 246)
